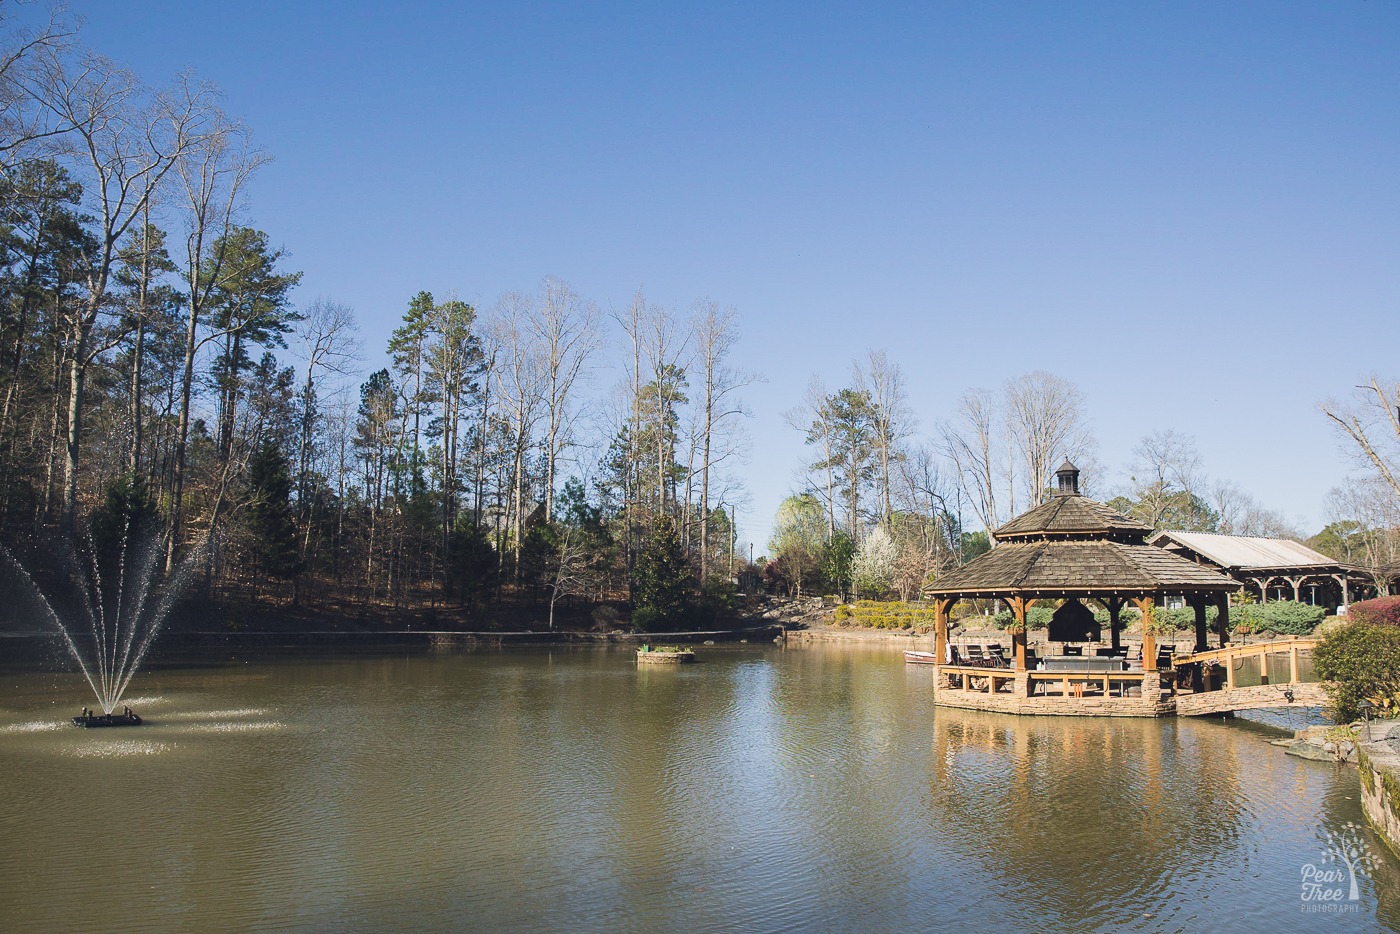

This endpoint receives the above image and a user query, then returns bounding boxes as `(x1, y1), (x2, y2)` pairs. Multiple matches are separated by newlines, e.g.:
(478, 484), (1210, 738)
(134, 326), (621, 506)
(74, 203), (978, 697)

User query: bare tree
(1003, 370), (1093, 509)
(939, 388), (1001, 541)
(1325, 479), (1400, 595)
(545, 523), (591, 630)
(1322, 378), (1400, 506)
(1126, 428), (1206, 528)
(530, 276), (598, 523)
(33, 52), (216, 525)
(890, 443), (956, 592)
(785, 377), (837, 538)
(692, 299), (757, 579)
(293, 298), (361, 512)
(854, 349), (910, 525)
(0, 4), (76, 170)
(614, 290), (647, 581)
(1209, 480), (1249, 535)
(491, 292), (545, 580)
(1210, 478), (1298, 539)
(168, 108), (263, 563)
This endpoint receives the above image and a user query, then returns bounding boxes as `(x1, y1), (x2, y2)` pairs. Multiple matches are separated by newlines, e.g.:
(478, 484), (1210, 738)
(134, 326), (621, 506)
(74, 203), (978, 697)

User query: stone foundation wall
(1175, 682), (1329, 717)
(933, 670), (1176, 718)
(1357, 721), (1400, 858)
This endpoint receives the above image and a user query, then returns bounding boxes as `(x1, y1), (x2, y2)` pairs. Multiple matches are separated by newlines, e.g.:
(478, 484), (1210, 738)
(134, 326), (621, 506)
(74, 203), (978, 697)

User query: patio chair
(987, 644), (1009, 668)
(964, 644), (986, 666)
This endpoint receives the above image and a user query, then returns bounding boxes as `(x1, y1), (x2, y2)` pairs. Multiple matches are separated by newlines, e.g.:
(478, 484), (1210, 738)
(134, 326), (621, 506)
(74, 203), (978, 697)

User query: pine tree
(246, 437), (304, 583)
(632, 514), (694, 630)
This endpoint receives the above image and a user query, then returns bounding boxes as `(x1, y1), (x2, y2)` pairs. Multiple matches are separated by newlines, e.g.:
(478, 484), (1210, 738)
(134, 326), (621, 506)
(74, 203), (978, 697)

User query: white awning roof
(1150, 530), (1337, 570)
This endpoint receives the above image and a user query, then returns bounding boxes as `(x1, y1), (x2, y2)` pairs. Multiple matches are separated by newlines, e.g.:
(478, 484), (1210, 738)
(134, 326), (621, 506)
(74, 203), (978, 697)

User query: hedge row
(1233, 601), (1326, 635)
(833, 601), (938, 631)
(983, 600), (1325, 635)
(862, 599), (1330, 635)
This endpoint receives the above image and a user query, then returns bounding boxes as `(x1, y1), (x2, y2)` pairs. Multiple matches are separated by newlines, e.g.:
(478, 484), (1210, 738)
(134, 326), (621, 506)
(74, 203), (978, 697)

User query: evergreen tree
(246, 437), (304, 582)
(632, 514), (694, 630)
(89, 472), (163, 587)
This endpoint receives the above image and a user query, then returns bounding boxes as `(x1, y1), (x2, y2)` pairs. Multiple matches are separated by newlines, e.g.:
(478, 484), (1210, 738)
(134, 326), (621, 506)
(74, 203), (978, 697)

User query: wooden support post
(1136, 597), (1157, 672)
(1011, 596), (1028, 671)
(1290, 576), (1303, 602)
(1107, 597), (1123, 651)
(934, 598), (953, 667)
(1289, 644), (1300, 684)
(1191, 596), (1208, 652)
(1226, 647), (1236, 690)
(1215, 592), (1230, 647)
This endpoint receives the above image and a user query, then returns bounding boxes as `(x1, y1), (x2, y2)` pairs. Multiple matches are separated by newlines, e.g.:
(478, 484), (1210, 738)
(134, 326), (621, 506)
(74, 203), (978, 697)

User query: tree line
(764, 360), (1373, 602)
(0, 11), (760, 629)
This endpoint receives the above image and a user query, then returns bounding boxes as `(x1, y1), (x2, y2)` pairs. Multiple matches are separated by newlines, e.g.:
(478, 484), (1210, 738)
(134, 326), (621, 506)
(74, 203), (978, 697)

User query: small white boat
(903, 651), (939, 665)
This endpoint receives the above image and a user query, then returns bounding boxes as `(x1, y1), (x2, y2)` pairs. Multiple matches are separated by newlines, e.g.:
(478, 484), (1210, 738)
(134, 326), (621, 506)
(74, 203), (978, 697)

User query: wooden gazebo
(923, 462), (1241, 716)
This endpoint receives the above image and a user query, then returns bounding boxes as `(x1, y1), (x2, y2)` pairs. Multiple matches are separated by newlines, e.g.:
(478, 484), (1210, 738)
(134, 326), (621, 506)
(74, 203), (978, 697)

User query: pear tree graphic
(1320, 822), (1379, 902)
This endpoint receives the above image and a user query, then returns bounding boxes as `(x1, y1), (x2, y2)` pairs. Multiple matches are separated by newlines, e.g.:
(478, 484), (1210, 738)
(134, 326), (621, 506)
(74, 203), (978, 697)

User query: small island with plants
(636, 644), (697, 664)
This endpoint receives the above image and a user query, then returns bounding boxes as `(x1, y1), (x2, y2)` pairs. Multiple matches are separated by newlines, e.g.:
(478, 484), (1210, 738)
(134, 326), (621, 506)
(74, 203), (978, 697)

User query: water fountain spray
(1, 519), (201, 724)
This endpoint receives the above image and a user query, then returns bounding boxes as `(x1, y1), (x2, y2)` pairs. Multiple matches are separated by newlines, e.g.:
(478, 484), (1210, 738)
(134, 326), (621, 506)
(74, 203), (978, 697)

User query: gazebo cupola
(1055, 460), (1081, 497)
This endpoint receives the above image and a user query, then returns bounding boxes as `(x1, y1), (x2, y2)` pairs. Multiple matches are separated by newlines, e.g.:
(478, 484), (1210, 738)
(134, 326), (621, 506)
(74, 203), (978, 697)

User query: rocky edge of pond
(1271, 725), (1362, 763)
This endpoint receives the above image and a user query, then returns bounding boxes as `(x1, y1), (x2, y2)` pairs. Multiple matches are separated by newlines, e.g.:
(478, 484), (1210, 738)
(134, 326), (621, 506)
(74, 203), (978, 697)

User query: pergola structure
(923, 462), (1242, 716)
(1147, 530), (1370, 609)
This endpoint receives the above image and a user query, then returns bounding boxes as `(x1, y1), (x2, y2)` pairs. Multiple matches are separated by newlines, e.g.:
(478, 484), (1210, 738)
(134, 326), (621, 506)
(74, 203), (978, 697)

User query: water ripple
(0, 719), (65, 734)
(65, 739), (174, 758)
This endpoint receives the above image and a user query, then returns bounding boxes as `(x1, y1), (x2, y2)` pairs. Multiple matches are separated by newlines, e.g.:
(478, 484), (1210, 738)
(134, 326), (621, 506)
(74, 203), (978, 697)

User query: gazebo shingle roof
(994, 495), (1152, 540)
(927, 461), (1238, 599)
(927, 539), (1240, 596)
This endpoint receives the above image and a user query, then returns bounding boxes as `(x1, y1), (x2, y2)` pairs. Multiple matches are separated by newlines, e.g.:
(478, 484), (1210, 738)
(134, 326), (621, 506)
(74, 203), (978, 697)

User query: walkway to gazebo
(923, 463), (1241, 717)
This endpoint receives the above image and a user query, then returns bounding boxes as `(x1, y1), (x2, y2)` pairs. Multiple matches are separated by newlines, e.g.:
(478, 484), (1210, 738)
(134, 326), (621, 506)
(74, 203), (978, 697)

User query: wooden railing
(1176, 637), (1319, 689)
(939, 664), (1153, 698)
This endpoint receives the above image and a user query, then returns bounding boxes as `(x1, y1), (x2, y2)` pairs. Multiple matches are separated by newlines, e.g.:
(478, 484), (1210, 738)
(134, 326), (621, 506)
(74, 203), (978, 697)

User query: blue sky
(43, 1), (1400, 549)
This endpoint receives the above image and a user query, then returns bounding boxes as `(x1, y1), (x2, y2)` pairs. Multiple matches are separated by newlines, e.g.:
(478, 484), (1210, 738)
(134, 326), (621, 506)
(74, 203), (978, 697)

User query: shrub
(993, 606), (1053, 631)
(949, 601), (985, 621)
(1350, 597), (1400, 628)
(832, 600), (938, 631)
(592, 605), (621, 630)
(1235, 601), (1326, 636)
(630, 606), (662, 632)
(1314, 623), (1400, 721)
(1093, 607), (1143, 628)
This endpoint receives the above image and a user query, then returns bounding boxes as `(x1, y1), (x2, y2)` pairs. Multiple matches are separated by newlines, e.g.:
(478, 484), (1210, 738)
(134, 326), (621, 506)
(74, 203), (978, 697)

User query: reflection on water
(0, 642), (1396, 933)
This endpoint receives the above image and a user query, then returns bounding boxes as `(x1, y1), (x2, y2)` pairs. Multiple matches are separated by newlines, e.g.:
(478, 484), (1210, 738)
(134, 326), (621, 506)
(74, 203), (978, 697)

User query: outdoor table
(1037, 656), (1127, 673)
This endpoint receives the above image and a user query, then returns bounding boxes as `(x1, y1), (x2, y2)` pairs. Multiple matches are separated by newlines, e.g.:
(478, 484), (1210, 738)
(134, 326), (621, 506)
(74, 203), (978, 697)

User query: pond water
(1, 640), (1398, 933)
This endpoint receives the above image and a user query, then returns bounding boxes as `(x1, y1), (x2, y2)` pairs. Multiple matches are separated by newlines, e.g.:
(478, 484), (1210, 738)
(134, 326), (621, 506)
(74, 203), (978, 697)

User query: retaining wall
(1175, 682), (1329, 717)
(1357, 720), (1400, 858)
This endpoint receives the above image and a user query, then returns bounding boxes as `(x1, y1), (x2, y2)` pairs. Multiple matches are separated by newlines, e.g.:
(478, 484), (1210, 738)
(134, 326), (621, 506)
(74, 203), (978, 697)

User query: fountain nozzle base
(72, 709), (142, 728)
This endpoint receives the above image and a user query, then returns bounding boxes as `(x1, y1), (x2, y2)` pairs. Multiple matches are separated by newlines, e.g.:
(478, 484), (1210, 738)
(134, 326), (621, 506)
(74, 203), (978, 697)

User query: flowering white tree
(852, 525), (897, 598)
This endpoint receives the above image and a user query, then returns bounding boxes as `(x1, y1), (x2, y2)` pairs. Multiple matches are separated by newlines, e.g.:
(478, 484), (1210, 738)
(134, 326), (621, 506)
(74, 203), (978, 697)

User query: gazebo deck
(930, 636), (1321, 718)
(934, 664), (1176, 717)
